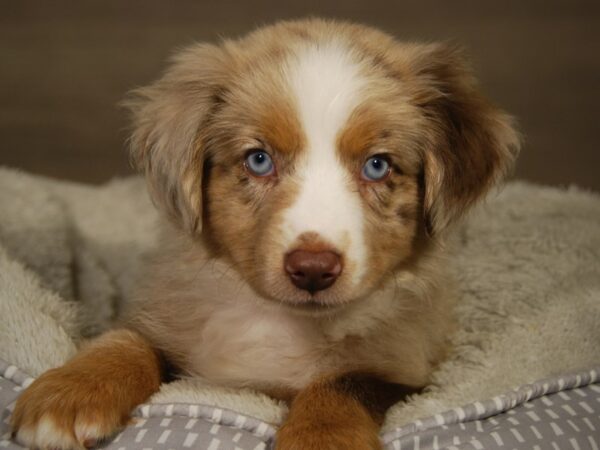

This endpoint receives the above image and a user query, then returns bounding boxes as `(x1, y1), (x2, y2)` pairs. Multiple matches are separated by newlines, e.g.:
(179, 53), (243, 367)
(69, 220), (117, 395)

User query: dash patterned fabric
(381, 367), (600, 449)
(1, 359), (599, 450)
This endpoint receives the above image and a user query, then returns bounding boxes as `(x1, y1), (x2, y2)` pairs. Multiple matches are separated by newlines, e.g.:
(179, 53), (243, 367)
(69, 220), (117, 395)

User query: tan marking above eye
(258, 100), (306, 156)
(337, 107), (382, 160)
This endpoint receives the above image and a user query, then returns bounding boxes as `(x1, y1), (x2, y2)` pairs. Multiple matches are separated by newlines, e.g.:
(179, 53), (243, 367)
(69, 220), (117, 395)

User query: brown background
(1, 0), (599, 189)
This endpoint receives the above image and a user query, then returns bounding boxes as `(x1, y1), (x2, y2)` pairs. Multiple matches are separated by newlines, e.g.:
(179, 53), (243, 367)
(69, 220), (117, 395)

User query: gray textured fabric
(2, 359), (599, 449)
(382, 367), (600, 449)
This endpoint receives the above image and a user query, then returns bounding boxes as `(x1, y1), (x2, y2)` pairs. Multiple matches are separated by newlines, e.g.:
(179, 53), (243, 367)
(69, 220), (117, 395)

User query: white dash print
(562, 404), (577, 416)
(510, 427), (525, 443)
(3, 366), (16, 379)
(558, 391), (571, 401)
(135, 429), (147, 443)
(579, 401), (594, 413)
(185, 419), (197, 430)
(452, 407), (466, 421)
(232, 432), (242, 443)
(541, 396), (554, 406)
(207, 437), (220, 450)
(490, 432), (503, 446)
(573, 388), (588, 397)
(582, 417), (596, 431)
(255, 422), (268, 437)
(158, 430), (171, 444)
(160, 418), (172, 427)
(493, 397), (504, 411)
(473, 402), (485, 415)
(530, 425), (542, 439)
(183, 432), (198, 448)
(211, 408), (223, 423)
(526, 410), (541, 422)
(570, 437), (581, 450)
(589, 435), (600, 450)
(567, 419), (580, 432)
(550, 422), (564, 436)
(471, 439), (484, 450)
(210, 424), (220, 434)
(545, 408), (559, 419)
(234, 415), (247, 429)
(140, 404), (150, 417)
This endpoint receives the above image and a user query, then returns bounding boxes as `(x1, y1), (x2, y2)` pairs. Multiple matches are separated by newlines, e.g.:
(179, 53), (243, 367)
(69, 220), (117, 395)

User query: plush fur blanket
(0, 167), (598, 431)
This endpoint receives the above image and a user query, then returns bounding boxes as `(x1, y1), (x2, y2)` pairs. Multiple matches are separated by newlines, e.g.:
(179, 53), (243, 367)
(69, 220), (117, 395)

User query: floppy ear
(125, 43), (231, 233)
(408, 43), (521, 235)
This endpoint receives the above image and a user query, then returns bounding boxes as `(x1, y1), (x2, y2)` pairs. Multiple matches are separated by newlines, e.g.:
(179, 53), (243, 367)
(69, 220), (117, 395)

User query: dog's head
(127, 19), (520, 313)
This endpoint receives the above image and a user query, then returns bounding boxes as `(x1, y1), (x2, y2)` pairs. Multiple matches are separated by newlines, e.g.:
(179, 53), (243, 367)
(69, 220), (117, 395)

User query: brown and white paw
(11, 368), (128, 450)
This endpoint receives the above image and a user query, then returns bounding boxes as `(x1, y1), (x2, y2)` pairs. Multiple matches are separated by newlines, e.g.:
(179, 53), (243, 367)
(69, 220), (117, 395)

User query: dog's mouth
(289, 299), (340, 312)
(273, 291), (351, 316)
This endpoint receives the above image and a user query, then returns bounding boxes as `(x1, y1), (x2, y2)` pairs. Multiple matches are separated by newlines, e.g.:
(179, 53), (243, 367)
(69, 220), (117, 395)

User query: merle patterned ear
(410, 44), (520, 235)
(125, 44), (231, 233)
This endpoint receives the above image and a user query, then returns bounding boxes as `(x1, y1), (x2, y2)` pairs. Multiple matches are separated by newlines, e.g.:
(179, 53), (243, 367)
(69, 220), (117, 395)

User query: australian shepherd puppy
(11, 18), (519, 450)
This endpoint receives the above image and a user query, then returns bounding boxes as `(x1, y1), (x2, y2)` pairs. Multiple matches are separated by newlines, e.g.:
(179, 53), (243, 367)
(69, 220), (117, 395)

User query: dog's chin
(279, 298), (347, 316)
(261, 286), (357, 316)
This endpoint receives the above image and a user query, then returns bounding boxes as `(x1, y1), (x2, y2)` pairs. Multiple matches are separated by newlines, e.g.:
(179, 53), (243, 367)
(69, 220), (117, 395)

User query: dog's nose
(284, 250), (342, 293)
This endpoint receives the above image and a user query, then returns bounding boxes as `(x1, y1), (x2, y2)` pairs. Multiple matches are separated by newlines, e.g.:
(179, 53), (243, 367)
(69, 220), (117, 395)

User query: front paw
(275, 418), (382, 450)
(11, 367), (130, 450)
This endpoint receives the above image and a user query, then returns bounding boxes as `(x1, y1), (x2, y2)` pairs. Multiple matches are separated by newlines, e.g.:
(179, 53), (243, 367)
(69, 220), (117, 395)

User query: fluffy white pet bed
(0, 167), (599, 437)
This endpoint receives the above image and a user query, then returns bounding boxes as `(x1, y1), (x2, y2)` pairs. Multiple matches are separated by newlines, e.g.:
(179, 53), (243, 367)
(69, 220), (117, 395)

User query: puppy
(11, 18), (519, 450)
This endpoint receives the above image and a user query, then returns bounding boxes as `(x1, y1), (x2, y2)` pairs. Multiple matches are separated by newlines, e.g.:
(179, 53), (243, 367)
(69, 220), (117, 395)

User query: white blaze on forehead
(281, 42), (368, 283)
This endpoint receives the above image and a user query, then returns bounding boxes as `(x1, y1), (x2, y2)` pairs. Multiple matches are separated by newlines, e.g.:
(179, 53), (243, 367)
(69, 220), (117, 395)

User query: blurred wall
(1, 0), (598, 189)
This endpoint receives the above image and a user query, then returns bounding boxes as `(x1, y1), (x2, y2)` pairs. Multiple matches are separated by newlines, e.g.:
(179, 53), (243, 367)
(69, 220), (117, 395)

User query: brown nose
(284, 250), (342, 293)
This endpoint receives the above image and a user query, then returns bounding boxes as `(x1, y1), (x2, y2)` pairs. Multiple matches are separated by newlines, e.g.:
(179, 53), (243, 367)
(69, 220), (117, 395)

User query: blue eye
(245, 150), (275, 177)
(361, 156), (390, 181)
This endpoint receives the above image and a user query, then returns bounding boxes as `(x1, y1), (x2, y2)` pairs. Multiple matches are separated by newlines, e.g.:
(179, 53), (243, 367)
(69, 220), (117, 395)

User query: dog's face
(127, 19), (519, 312)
